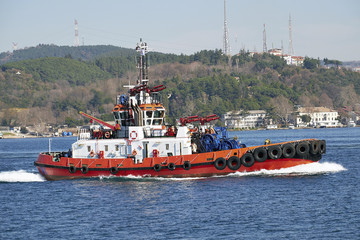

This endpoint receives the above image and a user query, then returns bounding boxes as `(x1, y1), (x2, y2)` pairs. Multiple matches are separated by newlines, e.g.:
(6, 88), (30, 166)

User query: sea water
(0, 128), (358, 239)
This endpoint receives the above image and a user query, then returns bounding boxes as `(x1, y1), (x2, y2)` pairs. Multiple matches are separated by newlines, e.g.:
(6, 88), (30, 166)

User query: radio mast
(74, 19), (79, 47)
(288, 14), (294, 55)
(223, 0), (230, 56)
(263, 24), (267, 53)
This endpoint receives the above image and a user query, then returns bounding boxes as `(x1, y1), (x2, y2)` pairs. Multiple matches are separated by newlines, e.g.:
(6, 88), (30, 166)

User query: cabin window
(146, 119), (152, 125)
(120, 145), (126, 154)
(113, 112), (120, 119)
(115, 145), (119, 151)
(153, 119), (162, 125)
(146, 111), (153, 118)
(166, 144), (169, 150)
(105, 145), (108, 151)
(154, 110), (164, 118)
(87, 146), (91, 152)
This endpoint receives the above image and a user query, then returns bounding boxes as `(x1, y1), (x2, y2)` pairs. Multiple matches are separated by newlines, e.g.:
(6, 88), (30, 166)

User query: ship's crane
(180, 114), (220, 126)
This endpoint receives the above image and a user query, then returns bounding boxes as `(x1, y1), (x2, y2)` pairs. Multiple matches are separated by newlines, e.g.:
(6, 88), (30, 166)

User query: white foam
(99, 174), (205, 181)
(227, 162), (347, 177)
(0, 170), (46, 182)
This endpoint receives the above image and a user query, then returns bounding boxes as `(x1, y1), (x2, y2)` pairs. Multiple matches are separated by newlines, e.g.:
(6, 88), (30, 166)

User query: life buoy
(227, 156), (241, 170)
(319, 140), (326, 154)
(153, 164), (161, 172)
(132, 149), (137, 156)
(268, 145), (282, 159)
(90, 150), (95, 157)
(104, 131), (111, 139)
(310, 141), (319, 154)
(253, 147), (267, 162)
(110, 166), (118, 175)
(69, 165), (76, 174)
(183, 161), (191, 170)
(130, 131), (137, 140)
(81, 166), (89, 174)
(282, 144), (296, 158)
(296, 142), (309, 157)
(240, 153), (255, 167)
(168, 162), (176, 171)
(214, 157), (227, 170)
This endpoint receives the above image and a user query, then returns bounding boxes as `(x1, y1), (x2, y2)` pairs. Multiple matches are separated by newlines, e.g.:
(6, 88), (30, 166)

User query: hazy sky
(1, 0), (359, 61)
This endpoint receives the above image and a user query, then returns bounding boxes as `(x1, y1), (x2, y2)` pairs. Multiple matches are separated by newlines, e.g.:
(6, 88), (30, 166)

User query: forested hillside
(1, 47), (359, 130)
(0, 44), (136, 64)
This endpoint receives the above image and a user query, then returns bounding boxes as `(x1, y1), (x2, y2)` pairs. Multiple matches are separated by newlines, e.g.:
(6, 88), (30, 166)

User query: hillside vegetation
(0, 45), (359, 129)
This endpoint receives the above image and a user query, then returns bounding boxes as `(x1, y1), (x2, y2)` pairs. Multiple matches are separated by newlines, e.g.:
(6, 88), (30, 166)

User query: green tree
(303, 57), (320, 69)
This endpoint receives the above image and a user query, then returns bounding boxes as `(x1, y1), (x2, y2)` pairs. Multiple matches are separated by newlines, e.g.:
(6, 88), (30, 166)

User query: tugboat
(35, 39), (326, 180)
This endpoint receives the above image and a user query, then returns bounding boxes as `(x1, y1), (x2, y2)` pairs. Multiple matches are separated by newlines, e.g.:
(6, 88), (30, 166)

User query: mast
(135, 38), (149, 86)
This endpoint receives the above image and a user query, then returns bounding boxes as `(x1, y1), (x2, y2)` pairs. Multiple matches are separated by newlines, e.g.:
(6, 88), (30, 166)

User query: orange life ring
(130, 131), (137, 140)
(90, 150), (95, 157)
(132, 149), (137, 156)
(104, 131), (111, 138)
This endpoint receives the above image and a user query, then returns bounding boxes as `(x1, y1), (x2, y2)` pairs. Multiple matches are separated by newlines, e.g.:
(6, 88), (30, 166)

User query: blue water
(0, 128), (358, 239)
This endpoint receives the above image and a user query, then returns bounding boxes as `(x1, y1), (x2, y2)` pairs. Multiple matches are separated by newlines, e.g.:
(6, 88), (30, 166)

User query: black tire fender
(310, 141), (319, 154)
(183, 161), (191, 170)
(214, 157), (227, 170)
(69, 165), (76, 174)
(227, 156), (241, 170)
(296, 142), (310, 157)
(268, 145), (282, 159)
(153, 164), (161, 172)
(168, 162), (176, 171)
(240, 153), (255, 167)
(81, 166), (89, 174)
(110, 166), (118, 175)
(253, 147), (267, 162)
(319, 140), (326, 154)
(282, 144), (296, 158)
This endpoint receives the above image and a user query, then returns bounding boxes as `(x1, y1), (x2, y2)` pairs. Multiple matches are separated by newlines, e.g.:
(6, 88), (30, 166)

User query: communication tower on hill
(12, 42), (18, 51)
(74, 19), (79, 47)
(223, 0), (230, 56)
(288, 14), (294, 55)
(263, 24), (267, 53)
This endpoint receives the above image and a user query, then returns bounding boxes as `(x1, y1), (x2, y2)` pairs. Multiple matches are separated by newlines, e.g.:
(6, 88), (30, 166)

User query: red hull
(34, 141), (323, 181)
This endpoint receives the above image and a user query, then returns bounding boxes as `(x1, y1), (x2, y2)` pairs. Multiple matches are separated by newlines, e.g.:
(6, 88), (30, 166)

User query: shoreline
(1, 125), (358, 139)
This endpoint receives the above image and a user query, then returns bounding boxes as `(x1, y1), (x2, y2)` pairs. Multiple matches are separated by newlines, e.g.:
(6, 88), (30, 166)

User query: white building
(295, 107), (339, 127)
(224, 110), (266, 129)
(283, 55), (304, 66)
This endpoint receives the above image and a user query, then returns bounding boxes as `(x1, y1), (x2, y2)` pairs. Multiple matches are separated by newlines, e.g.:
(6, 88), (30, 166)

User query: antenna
(263, 24), (267, 53)
(223, 0), (230, 56)
(288, 14), (294, 55)
(74, 19), (79, 47)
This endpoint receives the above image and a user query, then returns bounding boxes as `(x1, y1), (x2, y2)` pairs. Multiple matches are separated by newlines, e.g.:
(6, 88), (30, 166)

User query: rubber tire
(69, 166), (76, 174)
(227, 156), (241, 171)
(240, 153), (255, 167)
(110, 166), (118, 175)
(319, 140), (326, 154)
(214, 157), (227, 170)
(310, 141), (319, 154)
(253, 147), (267, 162)
(296, 142), (310, 157)
(183, 161), (191, 170)
(268, 145), (282, 159)
(168, 162), (176, 171)
(153, 164), (161, 172)
(81, 166), (89, 174)
(282, 144), (296, 158)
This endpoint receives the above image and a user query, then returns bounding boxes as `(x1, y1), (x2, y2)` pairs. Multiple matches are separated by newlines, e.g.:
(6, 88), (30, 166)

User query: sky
(1, 0), (360, 61)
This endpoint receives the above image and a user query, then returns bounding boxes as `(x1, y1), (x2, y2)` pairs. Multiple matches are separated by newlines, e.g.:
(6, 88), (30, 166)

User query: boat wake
(228, 161), (347, 178)
(97, 162), (346, 182)
(0, 170), (46, 183)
